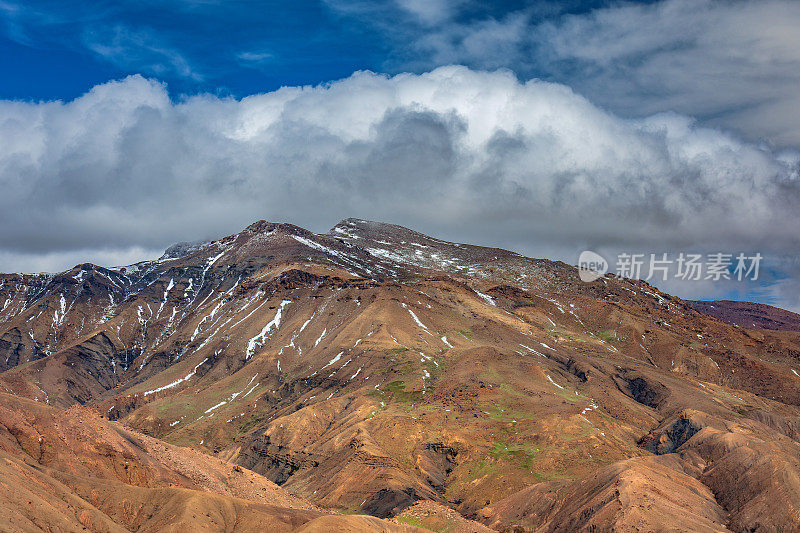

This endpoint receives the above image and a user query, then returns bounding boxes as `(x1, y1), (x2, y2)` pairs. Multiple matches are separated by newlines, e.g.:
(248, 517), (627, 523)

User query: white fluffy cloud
(0, 66), (798, 306)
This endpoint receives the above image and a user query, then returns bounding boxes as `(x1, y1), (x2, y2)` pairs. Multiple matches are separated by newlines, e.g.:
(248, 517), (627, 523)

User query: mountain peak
(244, 220), (314, 237)
(330, 218), (436, 243)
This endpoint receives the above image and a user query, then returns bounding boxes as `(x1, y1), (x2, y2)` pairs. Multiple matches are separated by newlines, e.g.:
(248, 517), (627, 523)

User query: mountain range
(1, 218), (799, 532)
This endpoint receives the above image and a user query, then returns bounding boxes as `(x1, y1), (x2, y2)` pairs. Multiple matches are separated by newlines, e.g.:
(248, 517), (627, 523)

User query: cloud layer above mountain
(0, 67), (798, 305)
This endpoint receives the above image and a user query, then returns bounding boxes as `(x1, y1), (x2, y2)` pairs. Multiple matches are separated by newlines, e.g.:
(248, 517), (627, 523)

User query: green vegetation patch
(455, 329), (473, 340)
(384, 380), (425, 404)
(386, 347), (410, 356)
(488, 440), (540, 470)
(595, 329), (617, 341)
(396, 517), (427, 529)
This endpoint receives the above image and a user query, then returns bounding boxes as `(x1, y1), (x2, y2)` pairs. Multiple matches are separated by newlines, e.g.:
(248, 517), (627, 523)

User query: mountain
(689, 299), (800, 331)
(1, 218), (799, 532)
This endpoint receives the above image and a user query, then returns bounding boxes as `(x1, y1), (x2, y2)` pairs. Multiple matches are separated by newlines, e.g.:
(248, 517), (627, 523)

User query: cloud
(393, 0), (458, 25)
(534, 0), (800, 149)
(0, 2), (201, 81)
(0, 247), (161, 275)
(342, 0), (800, 149)
(412, 10), (532, 70)
(236, 51), (275, 65)
(765, 278), (800, 314)
(0, 67), (798, 307)
(82, 25), (201, 80)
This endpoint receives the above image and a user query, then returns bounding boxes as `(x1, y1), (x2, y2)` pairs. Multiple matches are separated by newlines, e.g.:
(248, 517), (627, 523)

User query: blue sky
(0, 1), (617, 100)
(1, 0), (799, 311)
(0, 0), (388, 99)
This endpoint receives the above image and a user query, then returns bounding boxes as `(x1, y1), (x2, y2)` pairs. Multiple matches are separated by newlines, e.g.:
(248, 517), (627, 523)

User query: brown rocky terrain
(0, 392), (421, 532)
(0, 218), (799, 531)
